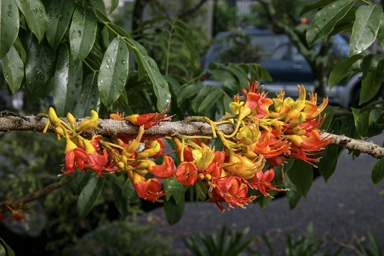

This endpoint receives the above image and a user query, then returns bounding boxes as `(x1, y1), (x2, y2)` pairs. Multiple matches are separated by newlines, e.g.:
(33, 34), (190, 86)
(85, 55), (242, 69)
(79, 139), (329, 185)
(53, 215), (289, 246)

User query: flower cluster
(42, 82), (331, 213)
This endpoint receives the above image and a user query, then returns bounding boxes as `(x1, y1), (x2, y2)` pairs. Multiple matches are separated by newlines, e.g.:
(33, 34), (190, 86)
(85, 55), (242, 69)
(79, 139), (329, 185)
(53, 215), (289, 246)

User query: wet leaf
(45, 0), (75, 50)
(2, 46), (24, 93)
(306, 0), (355, 47)
(126, 38), (171, 111)
(15, 0), (47, 42)
(53, 44), (83, 117)
(350, 4), (382, 56)
(73, 72), (100, 117)
(25, 37), (55, 103)
(0, 0), (19, 58)
(69, 6), (97, 63)
(98, 37), (129, 108)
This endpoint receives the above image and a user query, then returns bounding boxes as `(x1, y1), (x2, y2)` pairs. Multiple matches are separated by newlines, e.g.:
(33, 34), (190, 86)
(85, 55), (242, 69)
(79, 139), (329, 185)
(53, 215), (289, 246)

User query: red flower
(0, 213), (5, 221)
(12, 210), (24, 222)
(175, 162), (198, 186)
(133, 176), (167, 203)
(209, 177), (257, 212)
(149, 156), (175, 179)
(64, 148), (88, 175)
(249, 169), (286, 197)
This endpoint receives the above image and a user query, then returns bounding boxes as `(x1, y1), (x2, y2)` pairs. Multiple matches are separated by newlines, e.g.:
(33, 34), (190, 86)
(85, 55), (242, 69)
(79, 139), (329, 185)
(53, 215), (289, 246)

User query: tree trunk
(132, 0), (150, 32)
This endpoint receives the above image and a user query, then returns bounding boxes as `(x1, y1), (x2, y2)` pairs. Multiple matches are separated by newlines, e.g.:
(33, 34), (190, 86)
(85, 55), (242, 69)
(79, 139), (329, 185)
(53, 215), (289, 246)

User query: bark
(1, 115), (384, 159)
(0, 174), (75, 214)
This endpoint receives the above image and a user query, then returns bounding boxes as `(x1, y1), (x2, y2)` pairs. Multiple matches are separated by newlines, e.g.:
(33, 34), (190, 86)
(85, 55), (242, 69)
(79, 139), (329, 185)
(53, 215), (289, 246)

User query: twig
(0, 174), (75, 214)
(1, 115), (384, 159)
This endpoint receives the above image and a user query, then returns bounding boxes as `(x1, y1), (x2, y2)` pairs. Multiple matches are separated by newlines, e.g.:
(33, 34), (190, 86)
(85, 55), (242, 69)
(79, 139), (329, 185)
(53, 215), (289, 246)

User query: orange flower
(209, 177), (257, 212)
(149, 156), (175, 179)
(11, 210), (24, 221)
(249, 169), (285, 197)
(133, 176), (167, 203)
(175, 162), (198, 186)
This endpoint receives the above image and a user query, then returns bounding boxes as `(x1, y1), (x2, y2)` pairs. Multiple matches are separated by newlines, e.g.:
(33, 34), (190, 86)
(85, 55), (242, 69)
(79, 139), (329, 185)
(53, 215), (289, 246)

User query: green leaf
(380, 189), (384, 194)
(70, 170), (93, 196)
(372, 157), (384, 186)
(191, 86), (213, 113)
(25, 37), (55, 103)
(164, 177), (184, 205)
(77, 176), (104, 219)
(359, 72), (379, 105)
(198, 90), (223, 114)
(122, 179), (139, 201)
(164, 194), (185, 226)
(15, 0), (47, 42)
(350, 4), (382, 56)
(45, 0), (74, 50)
(306, 0), (356, 47)
(340, 114), (356, 138)
(286, 160), (313, 198)
(109, 0), (119, 14)
(53, 44), (83, 117)
(328, 54), (363, 88)
(373, 58), (384, 87)
(250, 63), (272, 82)
(105, 177), (128, 219)
(258, 196), (272, 210)
(366, 109), (384, 137)
(99, 26), (110, 51)
(208, 69), (238, 94)
(163, 75), (182, 95)
(69, 6), (97, 63)
(284, 172), (302, 210)
(0, 237), (15, 256)
(318, 121), (340, 182)
(351, 107), (370, 137)
(0, 0), (19, 58)
(359, 54), (375, 80)
(126, 38), (171, 111)
(319, 105), (338, 131)
(299, 0), (337, 17)
(227, 64), (249, 90)
(177, 83), (202, 106)
(98, 37), (129, 108)
(0, 243), (6, 256)
(2, 46), (24, 93)
(90, 0), (106, 14)
(377, 14), (384, 50)
(14, 37), (26, 63)
(73, 72), (100, 117)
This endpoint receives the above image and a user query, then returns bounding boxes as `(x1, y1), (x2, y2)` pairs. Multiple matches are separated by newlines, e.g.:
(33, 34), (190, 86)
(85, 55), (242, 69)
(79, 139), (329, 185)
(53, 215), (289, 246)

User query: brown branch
(2, 115), (384, 159)
(321, 132), (384, 159)
(0, 174), (75, 214)
(177, 0), (209, 18)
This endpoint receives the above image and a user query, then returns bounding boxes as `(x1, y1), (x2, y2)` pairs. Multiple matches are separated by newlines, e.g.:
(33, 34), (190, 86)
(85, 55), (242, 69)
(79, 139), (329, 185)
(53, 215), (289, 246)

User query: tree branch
(0, 174), (75, 214)
(1, 115), (384, 159)
(177, 0), (209, 18)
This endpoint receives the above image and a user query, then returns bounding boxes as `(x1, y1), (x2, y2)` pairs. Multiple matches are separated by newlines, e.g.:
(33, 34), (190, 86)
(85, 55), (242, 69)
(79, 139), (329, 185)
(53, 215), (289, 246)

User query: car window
(208, 34), (290, 64)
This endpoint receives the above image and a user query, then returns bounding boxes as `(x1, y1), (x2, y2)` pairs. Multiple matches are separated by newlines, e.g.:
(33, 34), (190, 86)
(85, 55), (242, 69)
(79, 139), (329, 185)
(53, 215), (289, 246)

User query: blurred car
(202, 29), (362, 109)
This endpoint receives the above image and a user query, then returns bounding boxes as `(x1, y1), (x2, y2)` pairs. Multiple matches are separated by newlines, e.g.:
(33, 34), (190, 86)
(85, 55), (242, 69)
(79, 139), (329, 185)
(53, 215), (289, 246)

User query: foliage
(183, 226), (254, 256)
(250, 224), (342, 256)
(61, 221), (172, 256)
(303, 0), (384, 188)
